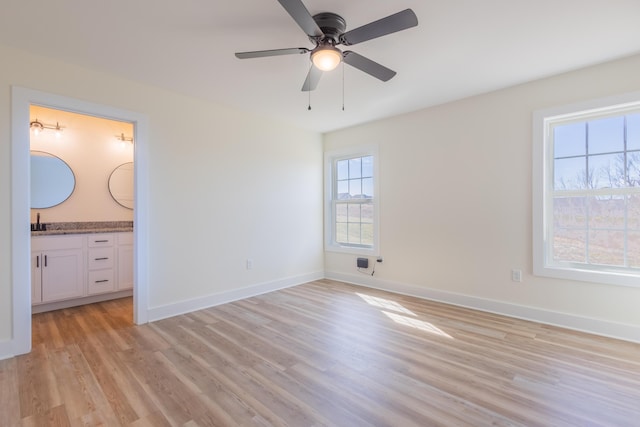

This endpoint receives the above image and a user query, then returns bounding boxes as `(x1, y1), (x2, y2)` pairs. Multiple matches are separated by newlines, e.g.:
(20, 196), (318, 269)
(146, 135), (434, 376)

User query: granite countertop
(31, 221), (134, 236)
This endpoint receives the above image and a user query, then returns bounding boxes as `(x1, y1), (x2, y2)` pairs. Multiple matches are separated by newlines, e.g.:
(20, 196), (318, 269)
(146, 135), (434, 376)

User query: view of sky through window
(335, 155), (374, 247)
(551, 113), (640, 268)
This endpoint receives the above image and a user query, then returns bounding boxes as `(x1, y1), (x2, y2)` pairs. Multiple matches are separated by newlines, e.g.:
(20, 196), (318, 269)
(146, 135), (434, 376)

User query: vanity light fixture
(30, 119), (64, 138)
(116, 133), (134, 146)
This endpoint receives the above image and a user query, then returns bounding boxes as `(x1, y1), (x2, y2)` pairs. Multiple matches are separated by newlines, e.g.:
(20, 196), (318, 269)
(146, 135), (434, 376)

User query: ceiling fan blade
(235, 47), (310, 59)
(301, 66), (323, 91)
(277, 0), (324, 38)
(343, 51), (396, 82)
(340, 9), (418, 46)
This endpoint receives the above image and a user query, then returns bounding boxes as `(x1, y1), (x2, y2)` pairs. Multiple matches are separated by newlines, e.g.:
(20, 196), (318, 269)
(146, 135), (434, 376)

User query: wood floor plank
(17, 343), (62, 419)
(116, 346), (206, 426)
(20, 404), (71, 427)
(47, 346), (100, 422)
(127, 410), (173, 427)
(159, 346), (259, 425)
(76, 338), (144, 424)
(0, 357), (21, 427)
(2, 281), (639, 426)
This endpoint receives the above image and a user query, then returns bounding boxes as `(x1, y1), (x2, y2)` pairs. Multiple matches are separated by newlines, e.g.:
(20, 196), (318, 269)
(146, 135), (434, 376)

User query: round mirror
(30, 151), (76, 208)
(109, 162), (134, 209)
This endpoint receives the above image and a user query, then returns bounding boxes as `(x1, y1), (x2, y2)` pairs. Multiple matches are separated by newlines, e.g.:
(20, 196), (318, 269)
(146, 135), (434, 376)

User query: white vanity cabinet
(31, 235), (84, 304)
(31, 231), (133, 311)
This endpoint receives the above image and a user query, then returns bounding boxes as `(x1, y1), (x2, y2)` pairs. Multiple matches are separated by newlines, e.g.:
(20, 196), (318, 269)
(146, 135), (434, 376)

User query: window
(533, 92), (640, 287)
(325, 146), (379, 254)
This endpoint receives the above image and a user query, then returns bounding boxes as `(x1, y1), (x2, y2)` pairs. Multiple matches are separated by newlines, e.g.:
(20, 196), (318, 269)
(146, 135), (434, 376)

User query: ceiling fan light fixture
(311, 45), (342, 71)
(234, 2), (419, 91)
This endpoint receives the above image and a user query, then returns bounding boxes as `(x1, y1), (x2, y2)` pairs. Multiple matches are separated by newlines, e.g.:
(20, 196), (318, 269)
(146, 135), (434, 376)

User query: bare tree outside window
(552, 114), (640, 269)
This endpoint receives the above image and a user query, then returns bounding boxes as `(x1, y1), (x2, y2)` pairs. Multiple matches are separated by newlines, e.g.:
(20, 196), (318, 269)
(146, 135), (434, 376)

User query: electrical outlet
(511, 269), (522, 282)
(246, 259), (253, 270)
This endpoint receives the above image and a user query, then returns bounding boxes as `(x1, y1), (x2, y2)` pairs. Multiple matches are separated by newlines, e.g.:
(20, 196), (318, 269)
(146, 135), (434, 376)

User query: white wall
(29, 106), (134, 223)
(3, 44), (638, 358)
(0, 44), (324, 354)
(324, 54), (640, 341)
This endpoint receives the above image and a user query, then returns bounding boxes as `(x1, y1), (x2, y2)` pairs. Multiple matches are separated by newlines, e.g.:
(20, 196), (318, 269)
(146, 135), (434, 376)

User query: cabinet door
(41, 248), (84, 302)
(31, 252), (42, 304)
(118, 245), (134, 290)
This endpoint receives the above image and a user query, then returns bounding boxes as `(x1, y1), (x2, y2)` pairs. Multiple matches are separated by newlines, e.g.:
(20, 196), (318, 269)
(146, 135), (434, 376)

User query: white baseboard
(3, 268), (635, 362)
(147, 271), (325, 322)
(0, 327), (32, 361)
(0, 340), (15, 361)
(32, 290), (133, 314)
(325, 271), (640, 344)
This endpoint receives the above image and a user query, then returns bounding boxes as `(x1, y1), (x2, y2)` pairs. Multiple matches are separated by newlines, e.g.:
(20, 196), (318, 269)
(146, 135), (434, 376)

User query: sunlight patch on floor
(356, 293), (416, 315)
(356, 292), (453, 339)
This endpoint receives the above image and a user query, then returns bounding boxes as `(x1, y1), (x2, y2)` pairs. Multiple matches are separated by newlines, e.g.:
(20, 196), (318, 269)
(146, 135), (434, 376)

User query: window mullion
(624, 116), (629, 267)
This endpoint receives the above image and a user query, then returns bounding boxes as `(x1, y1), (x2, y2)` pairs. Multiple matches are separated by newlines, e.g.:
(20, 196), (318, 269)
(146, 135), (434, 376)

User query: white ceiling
(2, 0), (640, 133)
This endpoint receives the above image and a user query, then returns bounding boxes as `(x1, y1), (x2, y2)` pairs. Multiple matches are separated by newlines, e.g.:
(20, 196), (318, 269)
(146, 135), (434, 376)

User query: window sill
(534, 264), (640, 288)
(325, 244), (378, 257)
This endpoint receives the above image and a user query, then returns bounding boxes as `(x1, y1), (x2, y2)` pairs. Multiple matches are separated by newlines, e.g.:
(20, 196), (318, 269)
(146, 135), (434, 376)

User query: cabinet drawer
(32, 235), (83, 251)
(88, 269), (115, 295)
(88, 247), (115, 270)
(88, 234), (115, 247)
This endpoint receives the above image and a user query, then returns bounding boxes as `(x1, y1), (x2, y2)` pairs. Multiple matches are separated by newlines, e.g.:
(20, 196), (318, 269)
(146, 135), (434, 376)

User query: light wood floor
(1, 280), (639, 426)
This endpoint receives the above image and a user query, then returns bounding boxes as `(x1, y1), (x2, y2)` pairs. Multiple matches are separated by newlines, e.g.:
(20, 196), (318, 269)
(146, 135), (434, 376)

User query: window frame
(325, 145), (379, 255)
(533, 91), (640, 287)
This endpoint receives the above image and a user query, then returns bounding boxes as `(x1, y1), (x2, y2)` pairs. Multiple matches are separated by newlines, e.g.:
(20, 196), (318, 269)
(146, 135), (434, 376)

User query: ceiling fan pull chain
(342, 61), (345, 111)
(308, 64), (312, 110)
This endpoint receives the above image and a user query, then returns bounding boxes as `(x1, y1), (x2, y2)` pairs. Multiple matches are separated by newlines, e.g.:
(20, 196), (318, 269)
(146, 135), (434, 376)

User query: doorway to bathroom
(30, 105), (135, 315)
(11, 87), (149, 356)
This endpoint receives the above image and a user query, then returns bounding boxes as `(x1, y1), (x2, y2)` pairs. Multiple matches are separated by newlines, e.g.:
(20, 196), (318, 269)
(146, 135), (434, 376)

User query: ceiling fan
(235, 0), (418, 91)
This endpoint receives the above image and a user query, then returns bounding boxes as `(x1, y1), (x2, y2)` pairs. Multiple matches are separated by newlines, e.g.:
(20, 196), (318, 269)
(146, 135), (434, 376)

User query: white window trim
(533, 91), (640, 288)
(324, 145), (380, 255)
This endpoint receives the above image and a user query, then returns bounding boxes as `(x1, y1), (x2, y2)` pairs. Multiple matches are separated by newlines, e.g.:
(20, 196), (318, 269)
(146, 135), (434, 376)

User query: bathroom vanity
(31, 222), (133, 313)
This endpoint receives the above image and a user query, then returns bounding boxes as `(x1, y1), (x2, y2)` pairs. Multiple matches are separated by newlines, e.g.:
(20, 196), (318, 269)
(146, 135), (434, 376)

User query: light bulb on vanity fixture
(30, 119), (64, 138)
(30, 119), (44, 136)
(116, 133), (134, 148)
(54, 123), (63, 139)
